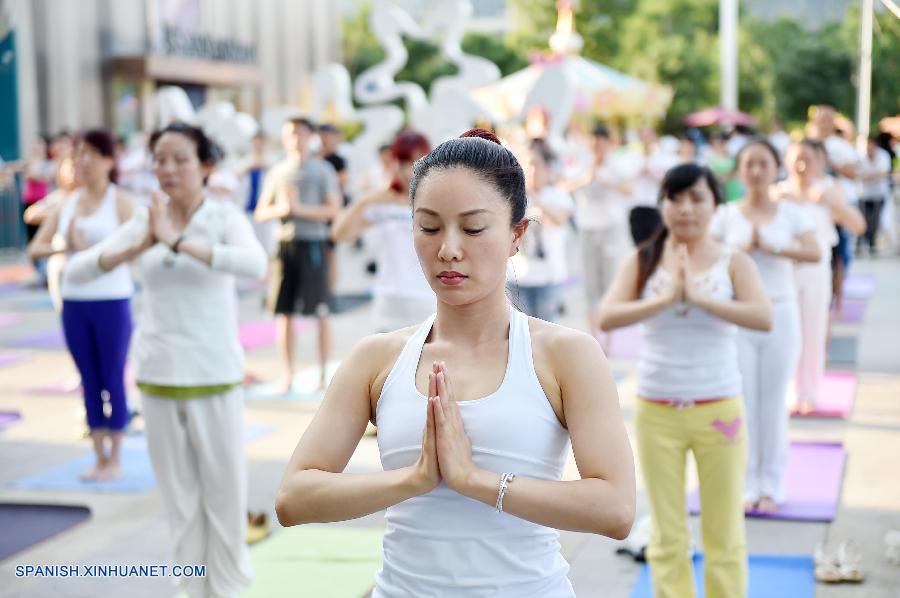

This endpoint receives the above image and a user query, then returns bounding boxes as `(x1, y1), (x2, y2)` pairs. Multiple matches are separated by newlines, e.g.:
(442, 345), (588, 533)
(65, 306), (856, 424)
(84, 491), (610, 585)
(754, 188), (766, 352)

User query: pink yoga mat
(842, 274), (876, 300)
(836, 299), (866, 324)
(0, 411), (21, 429)
(791, 371), (857, 419)
(0, 314), (20, 327)
(8, 329), (66, 350)
(688, 441), (846, 522)
(238, 319), (314, 351)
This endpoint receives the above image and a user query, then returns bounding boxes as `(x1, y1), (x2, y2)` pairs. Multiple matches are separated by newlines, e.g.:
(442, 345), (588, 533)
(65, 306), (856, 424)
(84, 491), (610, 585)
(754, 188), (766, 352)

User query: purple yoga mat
(600, 325), (643, 360)
(792, 371), (857, 418)
(8, 329), (66, 350)
(842, 274), (876, 300)
(238, 319), (314, 351)
(836, 299), (866, 324)
(0, 411), (22, 429)
(0, 353), (27, 368)
(0, 503), (91, 560)
(689, 441), (846, 522)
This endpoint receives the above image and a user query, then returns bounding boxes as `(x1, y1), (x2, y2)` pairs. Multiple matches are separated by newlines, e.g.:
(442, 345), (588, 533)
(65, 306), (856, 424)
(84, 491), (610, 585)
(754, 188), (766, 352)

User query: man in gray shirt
(254, 117), (341, 392)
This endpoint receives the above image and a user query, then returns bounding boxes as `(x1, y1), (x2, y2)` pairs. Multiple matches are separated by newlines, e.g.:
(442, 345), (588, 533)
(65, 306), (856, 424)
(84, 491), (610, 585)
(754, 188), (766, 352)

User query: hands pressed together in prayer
(414, 361), (480, 496)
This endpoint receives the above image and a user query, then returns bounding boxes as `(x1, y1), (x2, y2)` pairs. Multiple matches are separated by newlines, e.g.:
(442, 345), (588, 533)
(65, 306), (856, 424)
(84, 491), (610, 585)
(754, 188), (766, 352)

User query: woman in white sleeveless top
(28, 129), (135, 481)
(598, 163), (771, 598)
(277, 129), (636, 597)
(709, 139), (821, 514)
(774, 140), (865, 414)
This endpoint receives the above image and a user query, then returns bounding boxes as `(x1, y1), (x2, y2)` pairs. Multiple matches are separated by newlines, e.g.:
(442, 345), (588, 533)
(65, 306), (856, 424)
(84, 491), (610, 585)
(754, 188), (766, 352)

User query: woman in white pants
(775, 140), (865, 415)
(67, 123), (267, 598)
(710, 139), (821, 513)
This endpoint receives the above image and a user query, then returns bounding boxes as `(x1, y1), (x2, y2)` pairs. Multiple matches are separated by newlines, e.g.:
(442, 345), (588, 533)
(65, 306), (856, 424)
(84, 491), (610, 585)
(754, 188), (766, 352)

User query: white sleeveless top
(58, 184), (133, 300)
(637, 248), (742, 401)
(373, 307), (574, 597)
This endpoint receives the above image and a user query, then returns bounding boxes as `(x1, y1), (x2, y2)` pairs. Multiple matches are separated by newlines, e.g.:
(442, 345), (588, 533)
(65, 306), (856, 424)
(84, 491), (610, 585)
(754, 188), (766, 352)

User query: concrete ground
(1, 240), (899, 598)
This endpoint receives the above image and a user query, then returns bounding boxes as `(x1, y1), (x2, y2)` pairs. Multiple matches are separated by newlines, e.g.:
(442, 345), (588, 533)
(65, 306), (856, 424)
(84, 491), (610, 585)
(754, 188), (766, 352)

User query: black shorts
(268, 240), (331, 317)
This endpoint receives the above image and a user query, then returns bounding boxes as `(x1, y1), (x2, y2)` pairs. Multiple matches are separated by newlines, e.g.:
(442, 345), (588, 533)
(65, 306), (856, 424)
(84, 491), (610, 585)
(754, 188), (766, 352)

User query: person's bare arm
(330, 191), (390, 242)
(688, 250), (772, 331)
(432, 331), (635, 538)
(27, 205), (64, 260)
(253, 171), (290, 223)
(596, 251), (676, 331)
(276, 334), (440, 526)
(759, 230), (821, 263)
(824, 188), (866, 236)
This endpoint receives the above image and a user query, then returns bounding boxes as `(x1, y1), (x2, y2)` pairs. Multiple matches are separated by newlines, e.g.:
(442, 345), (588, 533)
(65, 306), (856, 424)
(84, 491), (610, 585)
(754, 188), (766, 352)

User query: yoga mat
(13, 423), (273, 493)
(601, 325), (643, 360)
(0, 503), (91, 560)
(791, 371), (857, 418)
(245, 361), (341, 401)
(0, 352), (28, 368)
(631, 554), (814, 598)
(0, 313), (20, 327)
(7, 329), (66, 350)
(0, 410), (22, 429)
(246, 525), (383, 598)
(27, 379), (82, 396)
(330, 292), (373, 315)
(239, 319), (314, 351)
(827, 336), (857, 366)
(0, 283), (24, 297)
(836, 299), (866, 324)
(688, 441), (846, 522)
(842, 273), (876, 300)
(14, 296), (55, 311)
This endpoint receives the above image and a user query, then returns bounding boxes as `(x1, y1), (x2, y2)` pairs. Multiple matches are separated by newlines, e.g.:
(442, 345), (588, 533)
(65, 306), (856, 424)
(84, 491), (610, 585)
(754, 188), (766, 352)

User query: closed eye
(419, 227), (439, 233)
(464, 228), (485, 235)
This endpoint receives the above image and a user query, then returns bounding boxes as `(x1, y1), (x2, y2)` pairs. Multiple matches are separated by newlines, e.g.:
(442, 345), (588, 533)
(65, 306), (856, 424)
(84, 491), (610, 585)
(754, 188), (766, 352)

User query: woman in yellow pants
(598, 163), (772, 598)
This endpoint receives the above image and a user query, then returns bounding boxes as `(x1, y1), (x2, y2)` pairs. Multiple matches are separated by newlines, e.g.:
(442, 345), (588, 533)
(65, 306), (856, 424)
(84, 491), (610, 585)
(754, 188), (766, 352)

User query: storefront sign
(162, 25), (256, 64)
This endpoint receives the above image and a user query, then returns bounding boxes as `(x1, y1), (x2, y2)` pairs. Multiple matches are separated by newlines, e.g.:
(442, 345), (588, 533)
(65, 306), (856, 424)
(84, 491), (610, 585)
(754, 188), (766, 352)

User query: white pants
(142, 388), (252, 598)
(581, 227), (629, 313)
(794, 262), (832, 406)
(738, 300), (801, 503)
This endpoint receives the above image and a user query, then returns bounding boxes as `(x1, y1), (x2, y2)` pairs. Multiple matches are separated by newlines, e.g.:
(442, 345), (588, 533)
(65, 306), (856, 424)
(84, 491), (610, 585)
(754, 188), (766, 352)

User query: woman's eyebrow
(413, 208), (492, 217)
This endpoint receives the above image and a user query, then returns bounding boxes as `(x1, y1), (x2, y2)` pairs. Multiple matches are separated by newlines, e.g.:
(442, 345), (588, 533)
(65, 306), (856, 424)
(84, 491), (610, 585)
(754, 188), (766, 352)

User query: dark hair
(79, 128), (118, 183)
(636, 163), (723, 294)
(799, 137), (827, 158)
(875, 131), (896, 161)
(287, 117), (317, 132)
(378, 143), (392, 153)
(149, 122), (219, 183)
(409, 128), (526, 225)
(735, 136), (782, 170)
(318, 123), (340, 134)
(592, 125), (610, 139)
(528, 137), (557, 166)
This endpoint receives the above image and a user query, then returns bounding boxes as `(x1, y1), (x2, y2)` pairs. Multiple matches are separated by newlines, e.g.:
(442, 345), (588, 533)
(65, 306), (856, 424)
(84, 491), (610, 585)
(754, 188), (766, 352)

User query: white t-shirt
(363, 202), (434, 300)
(710, 202), (814, 301)
(859, 147), (891, 200)
(824, 135), (861, 204)
(575, 154), (633, 230)
(510, 186), (574, 287)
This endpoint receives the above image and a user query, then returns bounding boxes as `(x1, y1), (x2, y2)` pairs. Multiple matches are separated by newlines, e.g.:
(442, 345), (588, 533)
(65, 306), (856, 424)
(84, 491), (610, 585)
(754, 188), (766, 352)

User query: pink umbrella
(683, 107), (757, 128)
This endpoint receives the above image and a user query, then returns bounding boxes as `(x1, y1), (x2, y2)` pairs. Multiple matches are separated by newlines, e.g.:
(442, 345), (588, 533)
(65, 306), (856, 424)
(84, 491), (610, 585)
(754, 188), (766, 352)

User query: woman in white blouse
(67, 123), (267, 598)
(710, 139), (821, 514)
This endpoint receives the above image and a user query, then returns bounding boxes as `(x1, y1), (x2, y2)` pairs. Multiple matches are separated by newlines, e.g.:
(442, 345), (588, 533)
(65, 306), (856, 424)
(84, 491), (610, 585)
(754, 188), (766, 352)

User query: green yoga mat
(246, 525), (383, 598)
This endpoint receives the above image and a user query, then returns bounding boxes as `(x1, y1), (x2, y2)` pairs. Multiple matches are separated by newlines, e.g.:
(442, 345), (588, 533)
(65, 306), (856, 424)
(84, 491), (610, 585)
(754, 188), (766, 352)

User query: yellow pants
(636, 397), (748, 598)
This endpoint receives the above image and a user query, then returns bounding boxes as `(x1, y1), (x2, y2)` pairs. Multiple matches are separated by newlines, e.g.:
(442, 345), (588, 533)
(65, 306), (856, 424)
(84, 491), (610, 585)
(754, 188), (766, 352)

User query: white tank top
(637, 247), (742, 401)
(373, 307), (574, 597)
(58, 184), (134, 300)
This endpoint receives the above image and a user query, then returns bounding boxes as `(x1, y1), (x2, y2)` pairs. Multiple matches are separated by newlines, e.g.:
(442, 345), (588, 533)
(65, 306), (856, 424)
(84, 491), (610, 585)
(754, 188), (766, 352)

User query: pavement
(0, 239), (899, 598)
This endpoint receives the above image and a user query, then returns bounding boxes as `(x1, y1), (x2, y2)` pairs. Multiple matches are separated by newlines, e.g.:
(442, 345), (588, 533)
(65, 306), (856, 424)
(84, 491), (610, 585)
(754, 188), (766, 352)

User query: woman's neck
(432, 288), (511, 346)
(83, 179), (108, 200)
(666, 233), (708, 253)
(744, 185), (773, 208)
(170, 191), (204, 223)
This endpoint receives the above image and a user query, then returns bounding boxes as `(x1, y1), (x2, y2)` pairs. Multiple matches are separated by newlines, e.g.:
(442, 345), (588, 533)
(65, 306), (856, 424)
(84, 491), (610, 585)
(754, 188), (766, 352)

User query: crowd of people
(4, 101), (898, 596)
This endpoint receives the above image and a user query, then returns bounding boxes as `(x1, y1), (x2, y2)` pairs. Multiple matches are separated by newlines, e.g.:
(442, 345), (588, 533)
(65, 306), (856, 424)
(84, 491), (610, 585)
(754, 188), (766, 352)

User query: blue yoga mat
(0, 503), (91, 560)
(631, 554), (814, 598)
(13, 423), (273, 493)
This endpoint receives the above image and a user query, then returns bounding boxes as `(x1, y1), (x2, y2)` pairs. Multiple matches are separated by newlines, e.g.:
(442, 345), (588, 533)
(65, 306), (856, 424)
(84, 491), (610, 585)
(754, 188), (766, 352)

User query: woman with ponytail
(598, 163), (772, 598)
(277, 129), (635, 596)
(28, 129), (136, 481)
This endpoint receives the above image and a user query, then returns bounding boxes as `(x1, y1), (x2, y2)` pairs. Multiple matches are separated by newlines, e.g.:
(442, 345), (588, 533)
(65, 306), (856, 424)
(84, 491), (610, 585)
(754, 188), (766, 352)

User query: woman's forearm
(597, 295), (671, 331)
(275, 466), (426, 526)
(774, 244), (820, 263)
(98, 244), (141, 273)
(693, 297), (772, 331)
(331, 199), (370, 242)
(460, 470), (634, 539)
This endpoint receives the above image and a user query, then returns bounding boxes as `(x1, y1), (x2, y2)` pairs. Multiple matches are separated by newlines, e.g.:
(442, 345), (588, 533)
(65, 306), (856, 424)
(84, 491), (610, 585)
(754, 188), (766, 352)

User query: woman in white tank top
(598, 163), (771, 598)
(277, 129), (636, 597)
(27, 129), (135, 481)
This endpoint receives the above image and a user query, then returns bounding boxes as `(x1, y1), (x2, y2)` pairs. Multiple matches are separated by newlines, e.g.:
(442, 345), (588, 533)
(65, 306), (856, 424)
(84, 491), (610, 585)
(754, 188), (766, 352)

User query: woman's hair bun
(459, 128), (501, 145)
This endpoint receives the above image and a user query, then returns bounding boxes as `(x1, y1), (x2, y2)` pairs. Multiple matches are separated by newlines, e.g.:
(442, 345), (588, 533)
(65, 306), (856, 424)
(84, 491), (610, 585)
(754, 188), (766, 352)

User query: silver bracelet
(495, 473), (516, 513)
